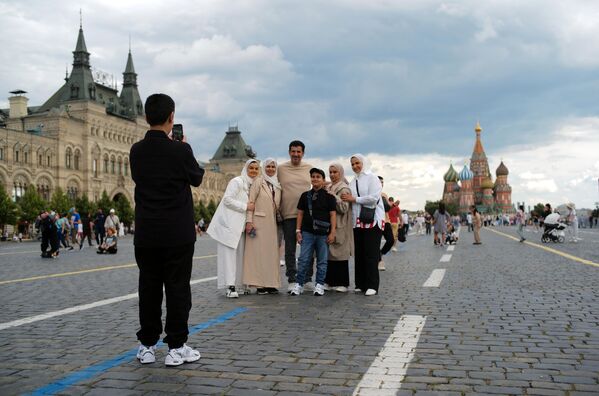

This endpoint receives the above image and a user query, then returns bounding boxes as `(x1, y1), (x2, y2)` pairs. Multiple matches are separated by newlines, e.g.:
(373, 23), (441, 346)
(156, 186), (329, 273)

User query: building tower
(442, 164), (460, 205)
(481, 177), (495, 208)
(458, 165), (474, 214)
(469, 121), (492, 206)
(119, 48), (144, 117)
(494, 161), (513, 213)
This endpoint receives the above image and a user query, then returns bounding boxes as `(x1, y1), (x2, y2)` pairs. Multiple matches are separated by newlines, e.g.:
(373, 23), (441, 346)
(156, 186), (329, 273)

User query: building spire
(473, 121), (485, 155)
(80, 8), (82, 29)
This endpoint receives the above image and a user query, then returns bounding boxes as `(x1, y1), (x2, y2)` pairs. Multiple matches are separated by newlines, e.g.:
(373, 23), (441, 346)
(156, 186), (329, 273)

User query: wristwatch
(295, 229), (301, 233)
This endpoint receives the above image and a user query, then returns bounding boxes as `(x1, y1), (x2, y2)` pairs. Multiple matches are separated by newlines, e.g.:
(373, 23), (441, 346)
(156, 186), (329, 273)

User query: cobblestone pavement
(0, 226), (598, 395)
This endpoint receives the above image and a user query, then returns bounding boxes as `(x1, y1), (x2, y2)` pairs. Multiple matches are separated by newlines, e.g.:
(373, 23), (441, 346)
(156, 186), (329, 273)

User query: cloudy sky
(1, 0), (599, 210)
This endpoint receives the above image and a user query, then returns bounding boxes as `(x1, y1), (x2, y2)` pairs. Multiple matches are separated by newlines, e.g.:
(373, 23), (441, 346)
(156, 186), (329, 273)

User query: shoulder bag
(356, 179), (379, 224)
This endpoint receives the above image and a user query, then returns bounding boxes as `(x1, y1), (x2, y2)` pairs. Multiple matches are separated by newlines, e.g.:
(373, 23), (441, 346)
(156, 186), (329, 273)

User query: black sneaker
(256, 288), (269, 295)
(267, 288), (279, 294)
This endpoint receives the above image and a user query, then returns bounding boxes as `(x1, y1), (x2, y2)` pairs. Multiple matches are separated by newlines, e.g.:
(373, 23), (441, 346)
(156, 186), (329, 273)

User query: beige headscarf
(327, 162), (348, 193)
(241, 159), (260, 188)
(261, 158), (281, 190)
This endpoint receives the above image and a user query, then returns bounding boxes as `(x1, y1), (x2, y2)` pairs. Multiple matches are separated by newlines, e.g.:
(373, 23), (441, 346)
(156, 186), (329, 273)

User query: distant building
(442, 122), (513, 214)
(0, 23), (253, 207)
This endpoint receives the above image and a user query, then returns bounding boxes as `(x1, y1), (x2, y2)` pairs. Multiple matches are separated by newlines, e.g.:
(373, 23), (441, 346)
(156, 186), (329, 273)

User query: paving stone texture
(0, 225), (598, 395)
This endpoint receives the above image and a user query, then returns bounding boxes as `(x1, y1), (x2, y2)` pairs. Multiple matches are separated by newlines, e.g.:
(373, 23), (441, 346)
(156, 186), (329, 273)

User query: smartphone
(172, 124), (184, 141)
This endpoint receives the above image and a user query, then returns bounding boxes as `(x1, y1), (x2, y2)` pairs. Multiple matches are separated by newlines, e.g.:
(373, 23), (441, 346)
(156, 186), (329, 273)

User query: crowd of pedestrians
(38, 207), (122, 258)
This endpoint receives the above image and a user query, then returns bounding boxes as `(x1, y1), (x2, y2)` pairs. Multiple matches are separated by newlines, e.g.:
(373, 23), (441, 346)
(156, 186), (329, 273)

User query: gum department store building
(0, 24), (253, 206)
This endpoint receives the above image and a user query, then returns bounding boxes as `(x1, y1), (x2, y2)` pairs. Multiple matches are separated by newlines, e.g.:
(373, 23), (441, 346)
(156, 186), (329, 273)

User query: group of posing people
(38, 207), (121, 258)
(207, 141), (388, 297)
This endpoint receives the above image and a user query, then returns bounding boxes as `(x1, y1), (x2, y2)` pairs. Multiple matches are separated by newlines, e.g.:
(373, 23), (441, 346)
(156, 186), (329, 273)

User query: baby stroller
(541, 213), (566, 243)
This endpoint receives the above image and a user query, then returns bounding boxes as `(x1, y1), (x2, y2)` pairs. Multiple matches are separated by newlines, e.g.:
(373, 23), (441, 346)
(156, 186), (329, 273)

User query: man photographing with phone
(130, 93), (204, 366)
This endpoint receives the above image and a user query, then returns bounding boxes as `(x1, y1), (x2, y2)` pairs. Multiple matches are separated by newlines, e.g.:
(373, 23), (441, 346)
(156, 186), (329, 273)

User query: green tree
(114, 195), (134, 226)
(49, 187), (72, 215)
(95, 190), (113, 215)
(0, 184), (18, 231)
(75, 194), (93, 216)
(194, 201), (207, 223)
(424, 200), (458, 216)
(206, 200), (218, 222)
(532, 203), (545, 217)
(18, 185), (47, 223)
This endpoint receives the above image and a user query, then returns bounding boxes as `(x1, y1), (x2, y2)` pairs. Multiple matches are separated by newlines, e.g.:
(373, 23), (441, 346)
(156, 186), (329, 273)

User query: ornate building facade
(0, 23), (252, 207)
(442, 122), (513, 214)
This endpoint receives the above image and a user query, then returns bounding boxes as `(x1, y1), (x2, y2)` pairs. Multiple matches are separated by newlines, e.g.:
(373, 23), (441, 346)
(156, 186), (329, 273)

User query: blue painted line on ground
(27, 307), (248, 395)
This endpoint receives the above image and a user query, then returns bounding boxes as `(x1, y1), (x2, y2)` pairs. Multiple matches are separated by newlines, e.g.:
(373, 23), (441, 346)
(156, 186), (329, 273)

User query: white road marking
(422, 269), (446, 287)
(353, 315), (427, 395)
(440, 254), (452, 262)
(446, 245), (455, 252)
(0, 276), (217, 331)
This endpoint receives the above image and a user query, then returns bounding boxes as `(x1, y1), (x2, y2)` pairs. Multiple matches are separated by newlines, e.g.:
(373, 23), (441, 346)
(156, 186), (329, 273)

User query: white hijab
(241, 159), (259, 188)
(350, 153), (373, 180)
(261, 158), (281, 190)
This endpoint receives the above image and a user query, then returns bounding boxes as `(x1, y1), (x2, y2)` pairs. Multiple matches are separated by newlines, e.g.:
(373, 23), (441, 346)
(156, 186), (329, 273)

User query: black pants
(380, 223), (394, 256)
(41, 231), (59, 256)
(82, 229), (93, 246)
(425, 223), (431, 235)
(135, 242), (194, 349)
(325, 260), (349, 287)
(354, 227), (382, 292)
(95, 229), (105, 245)
(282, 219), (313, 283)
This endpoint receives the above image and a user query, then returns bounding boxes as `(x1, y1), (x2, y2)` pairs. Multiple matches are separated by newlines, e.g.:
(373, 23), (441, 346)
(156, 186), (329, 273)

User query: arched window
(47, 155), (51, 166)
(74, 150), (81, 170)
(12, 175), (28, 202)
(111, 156), (116, 174)
(118, 158), (123, 175)
(37, 177), (51, 201)
(65, 148), (72, 169)
(124, 159), (129, 176)
(24, 151), (28, 164)
(67, 181), (79, 201)
(93, 159), (98, 177)
(38, 154), (43, 166)
(103, 154), (109, 173)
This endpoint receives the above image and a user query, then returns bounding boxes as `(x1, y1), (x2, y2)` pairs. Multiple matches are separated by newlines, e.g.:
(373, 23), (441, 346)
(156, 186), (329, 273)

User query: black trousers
(325, 260), (349, 287)
(82, 229), (93, 246)
(95, 229), (105, 245)
(41, 231), (59, 256)
(380, 223), (394, 256)
(282, 218), (313, 283)
(354, 227), (382, 292)
(135, 242), (194, 349)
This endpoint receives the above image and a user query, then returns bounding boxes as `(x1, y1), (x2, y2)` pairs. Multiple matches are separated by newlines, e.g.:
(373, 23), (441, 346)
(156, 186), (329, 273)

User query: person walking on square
(130, 93), (204, 367)
(208, 159), (259, 298)
(472, 205), (482, 245)
(378, 176), (393, 270)
(388, 199), (400, 250)
(341, 154), (384, 296)
(566, 203), (579, 243)
(243, 158), (282, 295)
(104, 209), (120, 236)
(278, 141), (313, 292)
(324, 163), (353, 292)
(290, 168), (337, 296)
(433, 202), (450, 247)
(516, 205), (526, 242)
(95, 209), (106, 245)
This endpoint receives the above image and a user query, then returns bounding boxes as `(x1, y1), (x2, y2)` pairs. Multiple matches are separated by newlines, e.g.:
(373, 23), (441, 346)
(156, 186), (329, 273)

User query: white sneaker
(304, 281), (314, 291)
(289, 284), (303, 296)
(354, 288), (362, 293)
(136, 344), (156, 364)
(287, 282), (297, 293)
(335, 286), (348, 293)
(391, 247), (398, 252)
(279, 259), (285, 267)
(365, 289), (377, 296)
(226, 287), (239, 298)
(313, 283), (325, 296)
(165, 344), (200, 366)
(378, 261), (386, 271)
(323, 283), (330, 291)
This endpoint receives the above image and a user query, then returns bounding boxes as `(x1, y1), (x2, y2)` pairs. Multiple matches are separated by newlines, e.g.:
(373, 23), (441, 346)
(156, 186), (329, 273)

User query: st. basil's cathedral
(442, 122), (513, 214)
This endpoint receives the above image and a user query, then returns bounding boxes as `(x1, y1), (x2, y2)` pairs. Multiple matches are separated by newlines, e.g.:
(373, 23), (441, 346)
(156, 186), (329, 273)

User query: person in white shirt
(566, 203), (579, 243)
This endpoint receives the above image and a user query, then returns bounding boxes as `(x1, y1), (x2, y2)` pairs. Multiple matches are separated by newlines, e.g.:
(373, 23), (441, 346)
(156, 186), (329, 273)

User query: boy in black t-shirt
(290, 168), (337, 296)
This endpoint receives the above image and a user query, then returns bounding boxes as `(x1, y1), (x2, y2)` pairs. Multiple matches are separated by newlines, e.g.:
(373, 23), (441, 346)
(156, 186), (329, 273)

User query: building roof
(210, 126), (256, 161)
(443, 164), (459, 182)
(459, 165), (473, 181)
(481, 177), (494, 189)
(496, 161), (509, 176)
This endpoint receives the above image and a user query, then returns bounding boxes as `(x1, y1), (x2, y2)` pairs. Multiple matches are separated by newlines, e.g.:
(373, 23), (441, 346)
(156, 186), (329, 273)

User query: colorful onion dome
(481, 177), (494, 189)
(496, 161), (509, 176)
(443, 164), (459, 182)
(459, 165), (473, 181)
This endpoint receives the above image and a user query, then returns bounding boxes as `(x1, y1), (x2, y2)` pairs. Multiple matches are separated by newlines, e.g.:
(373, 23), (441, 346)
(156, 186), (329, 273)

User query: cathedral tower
(442, 164), (460, 206)
(470, 121), (492, 205)
(494, 161), (513, 213)
(458, 165), (475, 214)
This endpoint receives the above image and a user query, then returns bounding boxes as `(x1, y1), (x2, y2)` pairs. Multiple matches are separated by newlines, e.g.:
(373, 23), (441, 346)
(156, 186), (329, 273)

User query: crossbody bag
(307, 191), (331, 234)
(356, 179), (379, 224)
